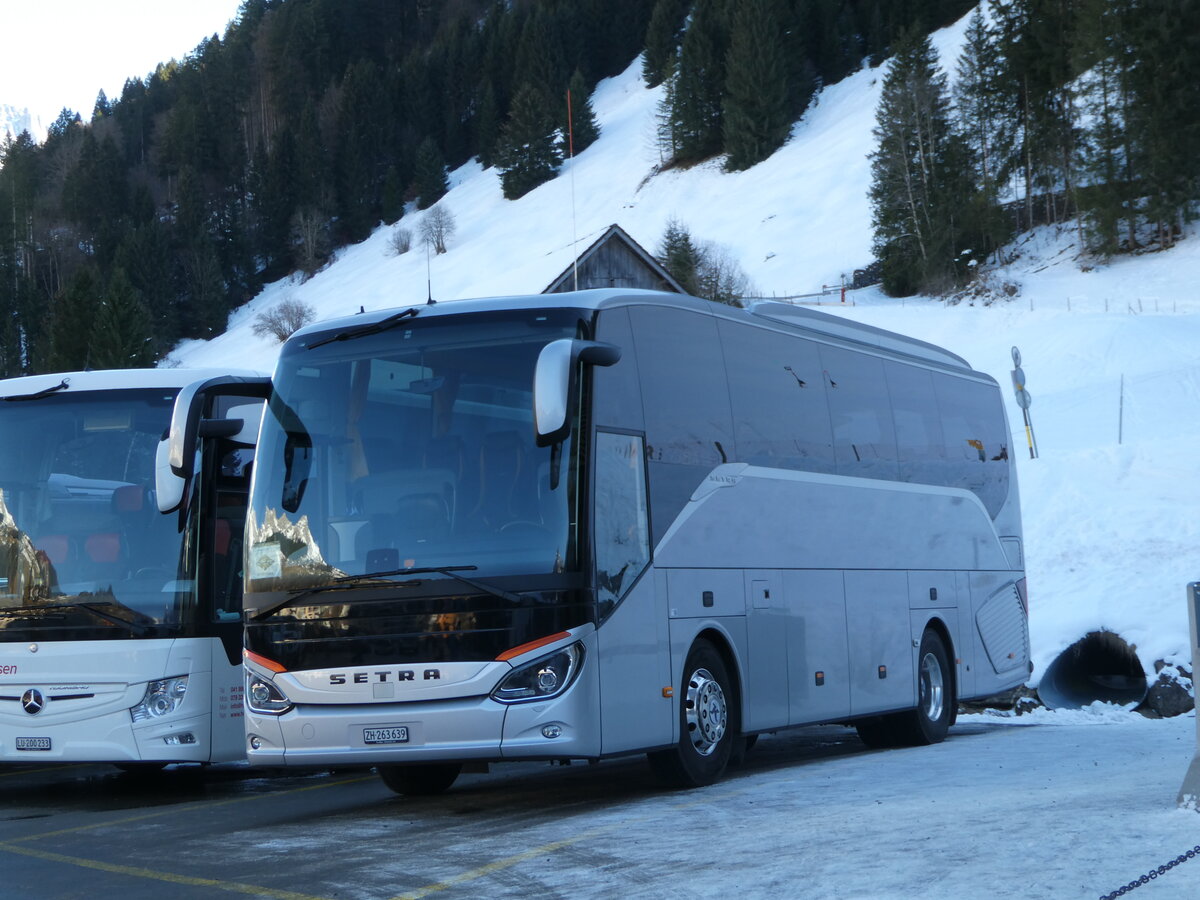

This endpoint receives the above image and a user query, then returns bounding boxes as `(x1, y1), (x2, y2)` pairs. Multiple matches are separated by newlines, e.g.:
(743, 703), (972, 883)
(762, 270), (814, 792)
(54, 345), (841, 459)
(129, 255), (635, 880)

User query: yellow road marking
(5, 773), (376, 843)
(393, 781), (756, 899)
(393, 824), (613, 899)
(0, 841), (334, 900)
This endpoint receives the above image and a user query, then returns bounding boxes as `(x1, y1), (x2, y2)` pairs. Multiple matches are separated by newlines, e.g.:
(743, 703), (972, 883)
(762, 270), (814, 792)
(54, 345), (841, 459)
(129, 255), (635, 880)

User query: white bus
(239, 290), (1029, 794)
(0, 369), (267, 768)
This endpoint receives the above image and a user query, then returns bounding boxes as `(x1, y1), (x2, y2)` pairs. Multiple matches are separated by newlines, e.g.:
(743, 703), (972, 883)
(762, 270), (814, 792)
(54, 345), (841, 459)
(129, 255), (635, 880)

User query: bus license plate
(15, 736), (51, 751)
(363, 726), (409, 745)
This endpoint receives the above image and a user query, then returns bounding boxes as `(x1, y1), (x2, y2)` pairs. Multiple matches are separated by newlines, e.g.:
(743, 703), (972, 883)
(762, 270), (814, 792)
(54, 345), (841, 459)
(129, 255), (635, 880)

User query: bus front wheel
(648, 639), (737, 788)
(377, 763), (462, 796)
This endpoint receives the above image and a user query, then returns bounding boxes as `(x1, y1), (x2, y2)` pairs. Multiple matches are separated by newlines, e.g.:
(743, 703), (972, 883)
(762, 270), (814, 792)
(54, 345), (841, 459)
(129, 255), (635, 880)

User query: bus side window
(594, 431), (650, 618)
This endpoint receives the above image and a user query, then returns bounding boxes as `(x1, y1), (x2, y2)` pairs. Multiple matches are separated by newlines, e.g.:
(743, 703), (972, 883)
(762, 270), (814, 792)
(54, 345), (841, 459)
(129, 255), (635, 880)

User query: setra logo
(21, 688), (44, 715)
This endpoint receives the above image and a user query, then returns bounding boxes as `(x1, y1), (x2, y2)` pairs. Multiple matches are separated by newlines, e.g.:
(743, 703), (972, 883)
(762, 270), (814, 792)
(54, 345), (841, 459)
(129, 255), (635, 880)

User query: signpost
(1179, 582), (1200, 809)
(1010, 346), (1038, 459)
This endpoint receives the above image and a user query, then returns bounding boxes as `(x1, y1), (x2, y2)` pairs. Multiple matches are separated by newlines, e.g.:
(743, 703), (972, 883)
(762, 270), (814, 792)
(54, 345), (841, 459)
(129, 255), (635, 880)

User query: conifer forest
(0, 0), (1195, 375)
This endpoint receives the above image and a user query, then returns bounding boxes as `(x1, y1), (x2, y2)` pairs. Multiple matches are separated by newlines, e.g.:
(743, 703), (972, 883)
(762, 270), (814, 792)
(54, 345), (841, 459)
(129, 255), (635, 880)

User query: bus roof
(289, 289), (973, 372)
(0, 368), (265, 400)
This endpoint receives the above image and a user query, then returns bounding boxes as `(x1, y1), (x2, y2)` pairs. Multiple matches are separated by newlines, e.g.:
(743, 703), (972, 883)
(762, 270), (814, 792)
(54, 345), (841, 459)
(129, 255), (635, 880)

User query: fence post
(1178, 582), (1200, 809)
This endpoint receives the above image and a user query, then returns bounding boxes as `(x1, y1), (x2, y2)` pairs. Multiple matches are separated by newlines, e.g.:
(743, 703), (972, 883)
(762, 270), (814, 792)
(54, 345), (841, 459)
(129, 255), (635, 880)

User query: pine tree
(723, 0), (794, 171)
(643, 0), (688, 88)
(413, 137), (449, 210)
(658, 218), (702, 296)
(869, 30), (971, 295)
(1123, 0), (1200, 249)
(952, 5), (1012, 262)
(495, 83), (563, 200)
(564, 70), (600, 156)
(91, 268), (154, 369)
(1073, 0), (1134, 255)
(49, 267), (100, 372)
(474, 79), (501, 168)
(669, 0), (731, 164)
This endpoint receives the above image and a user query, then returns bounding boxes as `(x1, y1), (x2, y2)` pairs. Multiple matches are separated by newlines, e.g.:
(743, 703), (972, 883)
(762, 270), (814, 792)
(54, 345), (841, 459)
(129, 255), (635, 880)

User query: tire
(899, 628), (953, 745)
(647, 639), (738, 788)
(377, 763), (461, 796)
(853, 717), (898, 749)
(855, 629), (954, 748)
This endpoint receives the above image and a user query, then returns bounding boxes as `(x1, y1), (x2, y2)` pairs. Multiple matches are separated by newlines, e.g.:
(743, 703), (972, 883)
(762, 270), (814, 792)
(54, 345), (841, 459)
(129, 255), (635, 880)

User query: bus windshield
(0, 389), (195, 639)
(246, 309), (583, 600)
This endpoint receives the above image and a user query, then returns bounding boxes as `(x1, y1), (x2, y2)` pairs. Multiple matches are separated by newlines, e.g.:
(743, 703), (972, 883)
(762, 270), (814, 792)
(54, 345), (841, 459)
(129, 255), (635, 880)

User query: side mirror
(156, 375), (271, 514)
(155, 438), (186, 513)
(533, 339), (620, 446)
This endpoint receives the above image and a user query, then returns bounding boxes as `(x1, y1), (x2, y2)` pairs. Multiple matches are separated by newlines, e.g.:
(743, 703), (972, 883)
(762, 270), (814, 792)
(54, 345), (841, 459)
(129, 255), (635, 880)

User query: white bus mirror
(155, 438), (186, 513)
(534, 339), (621, 447)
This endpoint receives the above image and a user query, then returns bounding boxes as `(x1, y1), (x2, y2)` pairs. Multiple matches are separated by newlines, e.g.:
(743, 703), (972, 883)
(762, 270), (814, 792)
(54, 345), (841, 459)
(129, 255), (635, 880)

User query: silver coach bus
(236, 290), (1029, 794)
(0, 370), (267, 767)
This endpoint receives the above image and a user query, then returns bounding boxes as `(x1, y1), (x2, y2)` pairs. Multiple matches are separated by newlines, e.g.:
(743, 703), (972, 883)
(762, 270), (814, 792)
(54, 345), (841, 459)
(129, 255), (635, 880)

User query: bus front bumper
(245, 688), (600, 767)
(0, 710), (213, 763)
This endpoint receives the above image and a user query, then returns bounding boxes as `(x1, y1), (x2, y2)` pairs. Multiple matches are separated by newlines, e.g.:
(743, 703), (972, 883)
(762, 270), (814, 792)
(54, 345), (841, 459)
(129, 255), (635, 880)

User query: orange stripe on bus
(496, 631), (571, 662)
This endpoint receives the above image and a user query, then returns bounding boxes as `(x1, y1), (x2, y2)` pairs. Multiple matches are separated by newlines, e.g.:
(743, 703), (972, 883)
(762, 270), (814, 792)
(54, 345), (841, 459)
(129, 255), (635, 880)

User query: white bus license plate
(15, 736), (51, 751)
(363, 726), (409, 745)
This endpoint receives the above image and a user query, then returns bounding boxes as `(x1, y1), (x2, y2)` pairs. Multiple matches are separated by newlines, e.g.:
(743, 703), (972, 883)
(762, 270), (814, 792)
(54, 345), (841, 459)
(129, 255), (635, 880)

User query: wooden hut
(543, 224), (686, 294)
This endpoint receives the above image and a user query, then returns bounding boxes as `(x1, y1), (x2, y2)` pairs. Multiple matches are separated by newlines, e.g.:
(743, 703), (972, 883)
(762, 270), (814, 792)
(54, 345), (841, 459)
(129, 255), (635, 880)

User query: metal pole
(1177, 582), (1200, 809)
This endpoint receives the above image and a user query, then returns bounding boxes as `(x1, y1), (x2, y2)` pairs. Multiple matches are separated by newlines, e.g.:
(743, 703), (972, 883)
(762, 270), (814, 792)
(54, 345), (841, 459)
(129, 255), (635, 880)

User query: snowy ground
(168, 9), (1200, 696)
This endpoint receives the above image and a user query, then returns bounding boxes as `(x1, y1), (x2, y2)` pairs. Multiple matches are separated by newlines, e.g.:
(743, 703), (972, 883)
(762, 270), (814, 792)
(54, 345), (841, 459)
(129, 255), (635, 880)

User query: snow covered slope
(170, 10), (1200, 694)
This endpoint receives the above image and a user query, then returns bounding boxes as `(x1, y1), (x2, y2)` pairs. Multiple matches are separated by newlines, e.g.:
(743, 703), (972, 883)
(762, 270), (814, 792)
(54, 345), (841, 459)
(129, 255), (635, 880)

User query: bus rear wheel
(648, 639), (737, 788)
(377, 763), (462, 796)
(903, 628), (953, 745)
(855, 629), (953, 748)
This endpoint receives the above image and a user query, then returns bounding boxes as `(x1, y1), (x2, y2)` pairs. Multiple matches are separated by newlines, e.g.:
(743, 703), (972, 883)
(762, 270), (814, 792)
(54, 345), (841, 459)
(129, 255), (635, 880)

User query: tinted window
(594, 431), (651, 618)
(630, 306), (734, 544)
(819, 345), (899, 480)
(630, 306), (734, 467)
(592, 307), (645, 431)
(934, 374), (1010, 516)
(886, 361), (946, 486)
(719, 321), (834, 473)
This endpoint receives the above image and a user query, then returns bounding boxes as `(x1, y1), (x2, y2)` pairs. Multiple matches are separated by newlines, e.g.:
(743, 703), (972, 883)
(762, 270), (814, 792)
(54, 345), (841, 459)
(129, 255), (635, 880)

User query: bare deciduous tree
(252, 297), (317, 343)
(387, 225), (413, 256)
(696, 241), (752, 307)
(418, 205), (456, 254)
(292, 208), (329, 277)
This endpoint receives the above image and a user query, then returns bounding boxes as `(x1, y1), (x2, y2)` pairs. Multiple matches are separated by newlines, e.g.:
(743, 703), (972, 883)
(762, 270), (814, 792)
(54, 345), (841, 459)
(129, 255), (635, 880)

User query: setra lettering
(327, 668), (439, 685)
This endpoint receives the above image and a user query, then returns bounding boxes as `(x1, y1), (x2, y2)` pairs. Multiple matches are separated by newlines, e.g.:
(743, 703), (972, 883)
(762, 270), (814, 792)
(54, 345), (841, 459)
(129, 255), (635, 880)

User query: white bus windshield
(0, 389), (194, 638)
(246, 310), (583, 601)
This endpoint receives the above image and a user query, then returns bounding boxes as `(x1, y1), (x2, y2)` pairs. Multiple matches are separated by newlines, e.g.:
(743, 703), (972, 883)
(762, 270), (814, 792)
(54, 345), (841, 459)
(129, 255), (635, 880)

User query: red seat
(38, 535), (70, 566)
(84, 532), (122, 564)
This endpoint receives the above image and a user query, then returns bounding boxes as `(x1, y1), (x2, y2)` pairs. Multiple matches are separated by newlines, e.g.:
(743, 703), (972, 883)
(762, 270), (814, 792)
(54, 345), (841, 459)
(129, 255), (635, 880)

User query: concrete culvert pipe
(1037, 631), (1147, 709)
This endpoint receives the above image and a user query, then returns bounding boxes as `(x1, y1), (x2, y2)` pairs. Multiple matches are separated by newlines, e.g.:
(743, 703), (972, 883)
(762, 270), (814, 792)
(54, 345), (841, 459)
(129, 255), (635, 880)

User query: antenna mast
(568, 86), (578, 292)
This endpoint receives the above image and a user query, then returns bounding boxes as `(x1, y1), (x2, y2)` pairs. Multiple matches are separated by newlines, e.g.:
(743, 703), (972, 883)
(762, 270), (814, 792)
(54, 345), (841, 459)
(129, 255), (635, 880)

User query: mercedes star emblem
(21, 688), (45, 715)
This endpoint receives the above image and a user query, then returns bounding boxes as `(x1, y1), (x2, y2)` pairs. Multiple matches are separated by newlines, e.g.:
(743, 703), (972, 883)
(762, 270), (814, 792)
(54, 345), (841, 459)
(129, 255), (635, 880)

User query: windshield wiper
(0, 601), (151, 636)
(2, 377), (70, 402)
(306, 307), (420, 350)
(245, 573), (425, 621)
(246, 565), (533, 621)
(387, 566), (531, 604)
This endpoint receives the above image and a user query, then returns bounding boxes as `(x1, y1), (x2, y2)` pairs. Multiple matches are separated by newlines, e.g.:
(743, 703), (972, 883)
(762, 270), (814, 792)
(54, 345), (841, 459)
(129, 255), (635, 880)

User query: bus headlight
(246, 675), (293, 715)
(492, 643), (584, 704)
(130, 676), (188, 722)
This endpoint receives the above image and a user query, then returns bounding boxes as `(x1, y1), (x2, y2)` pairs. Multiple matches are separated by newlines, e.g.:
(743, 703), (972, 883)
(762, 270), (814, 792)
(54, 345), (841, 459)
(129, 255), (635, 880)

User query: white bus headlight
(246, 675), (293, 715)
(492, 643), (584, 704)
(130, 676), (188, 722)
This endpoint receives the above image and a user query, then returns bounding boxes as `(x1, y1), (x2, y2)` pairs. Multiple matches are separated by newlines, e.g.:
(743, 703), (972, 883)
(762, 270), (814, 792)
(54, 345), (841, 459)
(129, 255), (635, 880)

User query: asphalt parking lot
(0, 729), (870, 900)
